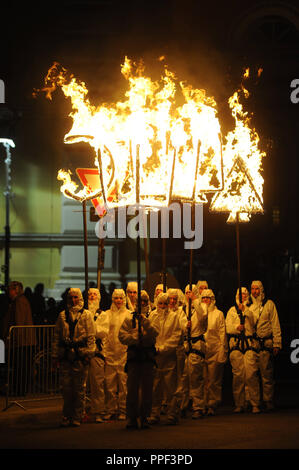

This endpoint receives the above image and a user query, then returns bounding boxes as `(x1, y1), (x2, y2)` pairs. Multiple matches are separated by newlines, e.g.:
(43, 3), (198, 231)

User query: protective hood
(140, 289), (151, 315)
(126, 282), (138, 310)
(235, 287), (250, 307)
(156, 292), (169, 315)
(167, 288), (179, 311)
(185, 284), (199, 303)
(153, 284), (165, 306)
(251, 280), (265, 304)
(201, 288), (216, 311)
(88, 288), (101, 315)
(197, 280), (208, 290)
(67, 288), (84, 314)
(111, 288), (127, 312)
(154, 284), (164, 297)
(196, 280), (209, 301)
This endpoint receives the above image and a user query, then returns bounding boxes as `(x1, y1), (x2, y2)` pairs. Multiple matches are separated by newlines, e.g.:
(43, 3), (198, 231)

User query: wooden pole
(82, 200), (89, 308)
(97, 238), (105, 290)
(136, 144), (142, 316)
(236, 212), (243, 321)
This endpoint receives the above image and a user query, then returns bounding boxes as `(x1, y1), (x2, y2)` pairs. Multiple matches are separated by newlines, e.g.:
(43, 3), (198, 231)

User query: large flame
(35, 59), (265, 221)
(210, 71), (265, 222)
(35, 57), (224, 210)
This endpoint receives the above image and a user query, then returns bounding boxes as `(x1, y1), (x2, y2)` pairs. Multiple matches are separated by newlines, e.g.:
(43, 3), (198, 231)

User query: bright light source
(0, 138), (15, 148)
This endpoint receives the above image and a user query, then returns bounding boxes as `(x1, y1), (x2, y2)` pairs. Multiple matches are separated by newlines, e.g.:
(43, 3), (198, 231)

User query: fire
(35, 57), (224, 210)
(35, 59), (265, 221)
(210, 72), (265, 222)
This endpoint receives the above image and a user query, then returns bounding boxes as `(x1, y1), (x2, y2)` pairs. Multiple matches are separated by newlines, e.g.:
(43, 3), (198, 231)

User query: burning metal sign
(35, 57), (225, 213)
(34, 59), (265, 222)
(210, 71), (265, 222)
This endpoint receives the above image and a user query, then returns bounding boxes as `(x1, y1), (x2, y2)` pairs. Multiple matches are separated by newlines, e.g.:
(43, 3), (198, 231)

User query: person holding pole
(226, 287), (261, 414)
(177, 284), (208, 419)
(167, 288), (185, 409)
(52, 288), (96, 427)
(82, 288), (109, 423)
(101, 289), (130, 421)
(202, 289), (228, 416)
(118, 291), (160, 429)
(148, 292), (181, 425)
(249, 280), (282, 411)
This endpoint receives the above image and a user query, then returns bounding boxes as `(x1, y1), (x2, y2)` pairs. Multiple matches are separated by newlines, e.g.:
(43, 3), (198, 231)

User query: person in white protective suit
(249, 280), (282, 411)
(167, 289), (185, 405)
(118, 290), (160, 429)
(126, 282), (138, 312)
(82, 288), (109, 423)
(202, 289), (228, 416)
(148, 292), (182, 425)
(101, 289), (131, 420)
(226, 287), (261, 414)
(176, 284), (208, 419)
(52, 288), (96, 427)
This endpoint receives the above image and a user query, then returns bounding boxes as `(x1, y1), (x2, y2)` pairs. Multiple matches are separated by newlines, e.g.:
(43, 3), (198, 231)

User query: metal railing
(3, 325), (60, 410)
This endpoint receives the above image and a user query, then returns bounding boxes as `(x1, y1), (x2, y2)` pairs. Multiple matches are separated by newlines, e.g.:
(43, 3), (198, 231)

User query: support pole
(135, 144), (142, 343)
(3, 143), (12, 288)
(187, 204), (195, 352)
(162, 237), (167, 292)
(144, 234), (150, 283)
(97, 238), (105, 290)
(82, 199), (89, 308)
(136, 145), (142, 306)
(235, 211), (243, 323)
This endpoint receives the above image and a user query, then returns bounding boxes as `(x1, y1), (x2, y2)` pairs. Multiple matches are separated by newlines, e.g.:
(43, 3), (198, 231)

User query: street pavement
(1, 380), (299, 453)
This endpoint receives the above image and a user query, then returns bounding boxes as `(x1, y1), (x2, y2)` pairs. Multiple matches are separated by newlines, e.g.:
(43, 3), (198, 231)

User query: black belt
(59, 338), (88, 362)
(228, 334), (259, 354)
(184, 334), (205, 344)
(255, 334), (273, 352)
(186, 348), (205, 359)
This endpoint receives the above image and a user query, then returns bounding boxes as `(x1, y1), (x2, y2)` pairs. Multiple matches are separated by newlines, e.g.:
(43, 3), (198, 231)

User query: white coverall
(203, 289), (228, 410)
(89, 310), (109, 417)
(118, 308), (160, 423)
(167, 288), (185, 389)
(177, 297), (208, 414)
(101, 290), (131, 417)
(85, 288), (109, 420)
(150, 293), (182, 421)
(52, 288), (96, 424)
(249, 280), (282, 404)
(226, 289), (260, 409)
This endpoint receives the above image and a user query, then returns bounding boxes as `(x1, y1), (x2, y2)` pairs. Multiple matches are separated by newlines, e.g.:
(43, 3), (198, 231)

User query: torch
(36, 58), (227, 321)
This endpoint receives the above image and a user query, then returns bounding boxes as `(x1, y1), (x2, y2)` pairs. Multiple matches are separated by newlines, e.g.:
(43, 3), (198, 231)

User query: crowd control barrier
(3, 325), (60, 410)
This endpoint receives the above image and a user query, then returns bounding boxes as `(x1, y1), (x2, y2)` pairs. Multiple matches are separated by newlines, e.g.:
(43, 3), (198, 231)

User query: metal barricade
(4, 325), (60, 410)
